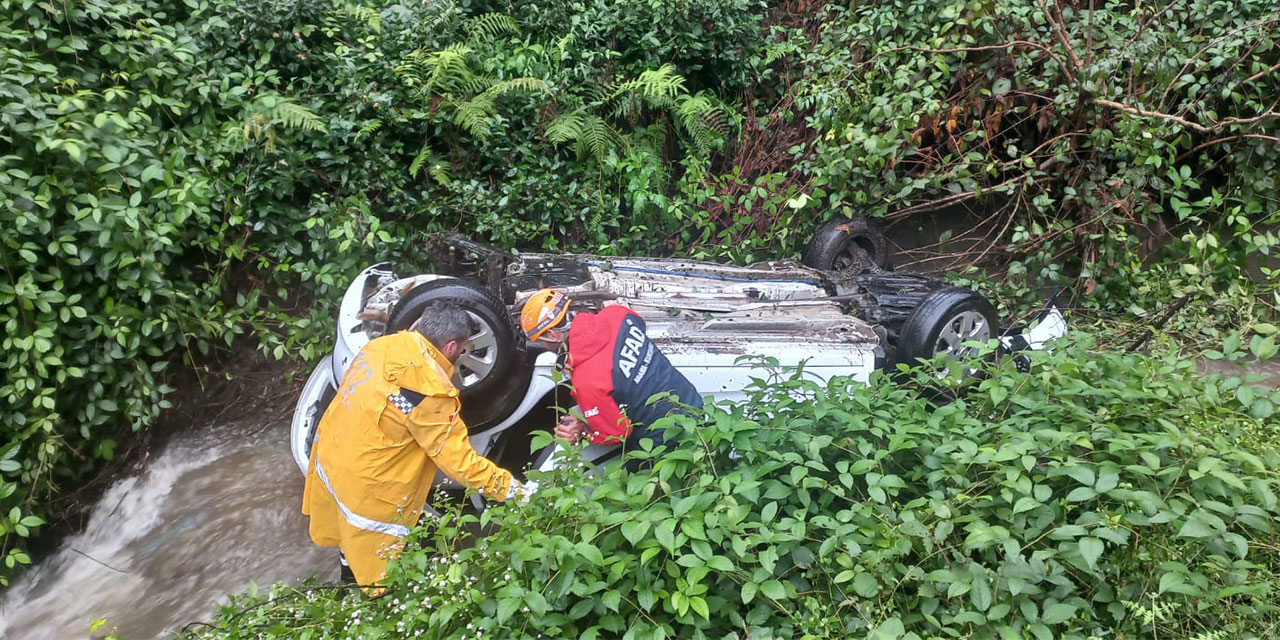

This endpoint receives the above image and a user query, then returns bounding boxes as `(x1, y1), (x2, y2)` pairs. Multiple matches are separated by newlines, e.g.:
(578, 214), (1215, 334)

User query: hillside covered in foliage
(2, 0), (1277, 590)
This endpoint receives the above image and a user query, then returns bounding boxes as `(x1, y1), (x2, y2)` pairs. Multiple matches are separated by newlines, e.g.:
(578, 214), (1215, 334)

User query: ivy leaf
(1178, 510), (1225, 538)
(1012, 497), (1040, 514)
(1079, 536), (1104, 570)
(575, 542), (605, 565)
(569, 599), (594, 618)
(760, 501), (778, 523)
(852, 572), (879, 598)
(621, 520), (649, 546)
(1250, 399), (1274, 419)
(760, 579), (786, 601)
(1066, 487), (1096, 502)
(706, 555), (734, 571)
(689, 596), (710, 620)
(1094, 466), (1120, 492)
(673, 495), (697, 518)
(524, 591), (547, 616)
(991, 385), (1008, 405)
(1250, 335), (1276, 360)
(655, 519), (676, 551)
(1041, 603), (1077, 624)
(602, 591), (621, 612)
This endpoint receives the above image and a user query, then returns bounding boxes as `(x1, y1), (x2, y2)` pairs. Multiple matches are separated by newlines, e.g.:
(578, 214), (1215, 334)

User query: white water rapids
(0, 418), (334, 639)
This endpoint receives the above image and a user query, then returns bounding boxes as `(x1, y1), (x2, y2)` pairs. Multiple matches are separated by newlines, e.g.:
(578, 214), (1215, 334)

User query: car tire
(385, 278), (532, 432)
(896, 288), (999, 366)
(802, 216), (892, 273)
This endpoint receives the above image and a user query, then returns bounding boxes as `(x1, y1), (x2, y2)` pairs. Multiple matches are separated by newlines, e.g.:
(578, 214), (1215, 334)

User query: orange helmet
(520, 289), (572, 341)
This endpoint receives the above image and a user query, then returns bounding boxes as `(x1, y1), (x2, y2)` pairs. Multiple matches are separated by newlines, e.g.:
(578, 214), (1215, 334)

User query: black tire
(386, 278), (532, 432)
(802, 216), (892, 273)
(896, 288), (999, 366)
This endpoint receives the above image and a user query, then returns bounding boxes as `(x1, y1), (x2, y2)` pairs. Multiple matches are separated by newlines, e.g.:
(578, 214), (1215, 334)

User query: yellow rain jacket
(302, 330), (516, 586)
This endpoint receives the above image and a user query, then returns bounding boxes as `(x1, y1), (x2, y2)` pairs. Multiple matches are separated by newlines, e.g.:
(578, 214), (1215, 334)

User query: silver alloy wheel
(453, 311), (498, 388)
(932, 310), (992, 360)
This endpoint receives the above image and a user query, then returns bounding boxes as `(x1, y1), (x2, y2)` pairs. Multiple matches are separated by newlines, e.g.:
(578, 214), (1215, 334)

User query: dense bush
(186, 337), (1280, 639)
(723, 0), (1280, 322)
(4, 0), (1278, 592)
(1, 0), (220, 579)
(0, 0), (758, 583)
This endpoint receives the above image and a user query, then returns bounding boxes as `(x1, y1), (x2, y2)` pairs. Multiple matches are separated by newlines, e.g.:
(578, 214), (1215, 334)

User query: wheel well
(487, 390), (560, 480)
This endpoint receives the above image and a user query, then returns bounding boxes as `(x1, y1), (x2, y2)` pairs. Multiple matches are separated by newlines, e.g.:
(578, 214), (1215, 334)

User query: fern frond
(672, 93), (726, 155)
(466, 13), (518, 41)
(610, 92), (643, 123)
(235, 95), (326, 153)
(460, 75), (496, 95)
(763, 38), (802, 65)
(427, 160), (451, 186)
(451, 95), (495, 138)
(333, 4), (381, 33)
(267, 100), (327, 134)
(574, 114), (626, 162)
(626, 65), (687, 103)
(417, 45), (476, 94)
(409, 141), (451, 185)
(545, 110), (585, 144)
(555, 30), (574, 63)
(354, 119), (382, 141)
(484, 77), (550, 97)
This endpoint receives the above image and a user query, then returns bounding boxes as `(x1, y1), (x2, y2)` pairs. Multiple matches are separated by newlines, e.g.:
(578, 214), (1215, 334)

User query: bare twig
(1243, 60), (1280, 85)
(1128, 294), (1194, 353)
(1175, 133), (1280, 163)
(1093, 97), (1280, 133)
(884, 176), (1034, 222)
(1036, 0), (1084, 75)
(69, 547), (130, 574)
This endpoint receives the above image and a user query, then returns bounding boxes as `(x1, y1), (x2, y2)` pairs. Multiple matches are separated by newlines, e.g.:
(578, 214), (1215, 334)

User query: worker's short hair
(412, 302), (477, 348)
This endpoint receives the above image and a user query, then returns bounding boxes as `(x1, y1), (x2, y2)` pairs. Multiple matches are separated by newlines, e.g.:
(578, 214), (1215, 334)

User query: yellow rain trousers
(302, 330), (515, 587)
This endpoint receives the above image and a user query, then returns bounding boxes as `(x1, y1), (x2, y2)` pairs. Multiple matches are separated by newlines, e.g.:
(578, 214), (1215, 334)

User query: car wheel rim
(832, 240), (875, 272)
(932, 310), (991, 360)
(454, 312), (498, 388)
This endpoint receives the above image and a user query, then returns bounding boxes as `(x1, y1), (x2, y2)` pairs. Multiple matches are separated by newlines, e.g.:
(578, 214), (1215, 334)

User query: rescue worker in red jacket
(519, 289), (702, 461)
(303, 301), (528, 587)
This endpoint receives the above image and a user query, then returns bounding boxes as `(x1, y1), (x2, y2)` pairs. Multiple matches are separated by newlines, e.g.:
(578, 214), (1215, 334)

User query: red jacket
(565, 306), (701, 445)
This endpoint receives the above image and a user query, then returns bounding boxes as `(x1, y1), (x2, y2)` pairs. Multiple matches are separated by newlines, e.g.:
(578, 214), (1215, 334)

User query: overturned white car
(291, 218), (1066, 483)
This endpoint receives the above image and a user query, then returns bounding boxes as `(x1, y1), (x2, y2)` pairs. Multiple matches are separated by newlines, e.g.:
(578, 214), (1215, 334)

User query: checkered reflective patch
(387, 393), (415, 415)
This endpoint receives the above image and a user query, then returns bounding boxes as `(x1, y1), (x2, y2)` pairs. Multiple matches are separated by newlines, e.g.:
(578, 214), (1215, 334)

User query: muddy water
(1198, 357), (1280, 388)
(0, 419), (333, 640)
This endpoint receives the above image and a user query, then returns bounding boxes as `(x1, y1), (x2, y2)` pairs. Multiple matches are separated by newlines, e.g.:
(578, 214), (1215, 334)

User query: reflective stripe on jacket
(301, 330), (516, 586)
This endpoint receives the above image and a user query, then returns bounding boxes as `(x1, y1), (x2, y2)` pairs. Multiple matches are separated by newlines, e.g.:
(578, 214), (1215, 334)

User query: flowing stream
(0, 418), (333, 640)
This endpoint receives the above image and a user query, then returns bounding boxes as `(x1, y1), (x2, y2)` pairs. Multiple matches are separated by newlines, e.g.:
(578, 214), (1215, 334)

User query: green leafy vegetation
(183, 338), (1280, 638)
(2, 0), (1277, 589)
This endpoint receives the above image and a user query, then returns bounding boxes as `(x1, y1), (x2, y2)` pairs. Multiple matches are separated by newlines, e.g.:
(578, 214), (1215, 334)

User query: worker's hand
(555, 415), (586, 444)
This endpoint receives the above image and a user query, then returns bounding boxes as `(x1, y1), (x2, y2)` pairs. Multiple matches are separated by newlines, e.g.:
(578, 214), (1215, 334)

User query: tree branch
(1036, 0), (1084, 75)
(1244, 60), (1280, 85)
(1092, 97), (1280, 134)
(884, 175), (1035, 222)
(1175, 133), (1280, 163)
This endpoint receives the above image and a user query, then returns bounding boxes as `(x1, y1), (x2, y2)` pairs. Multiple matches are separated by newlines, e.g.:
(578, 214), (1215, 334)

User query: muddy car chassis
(291, 219), (1067, 481)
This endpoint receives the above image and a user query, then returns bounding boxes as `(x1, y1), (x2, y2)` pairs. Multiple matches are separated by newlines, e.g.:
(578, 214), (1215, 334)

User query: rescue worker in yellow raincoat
(302, 301), (528, 586)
